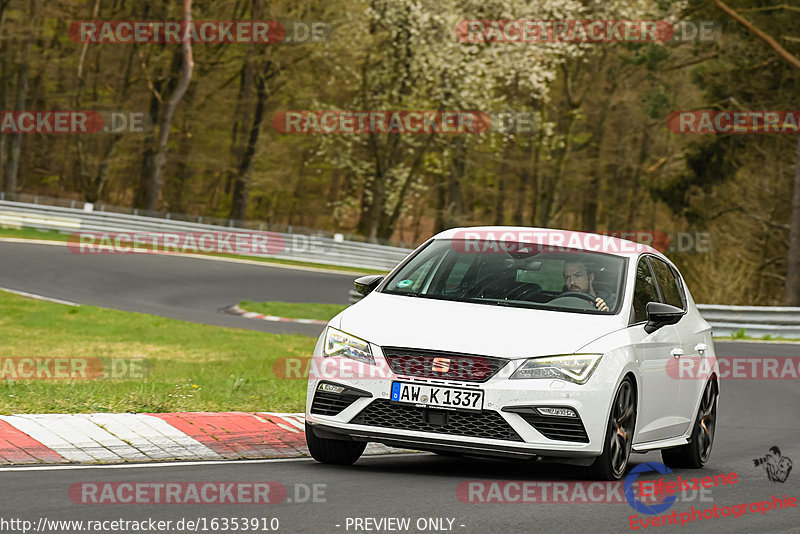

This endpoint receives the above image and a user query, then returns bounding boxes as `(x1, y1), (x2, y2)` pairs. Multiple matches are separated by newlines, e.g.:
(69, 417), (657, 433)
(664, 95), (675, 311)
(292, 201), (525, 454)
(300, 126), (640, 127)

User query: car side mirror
(644, 301), (684, 333)
(354, 275), (384, 297)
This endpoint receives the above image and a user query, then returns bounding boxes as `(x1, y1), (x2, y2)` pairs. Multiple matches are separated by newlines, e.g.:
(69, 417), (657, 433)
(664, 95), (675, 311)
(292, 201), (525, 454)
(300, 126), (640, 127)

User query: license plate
(390, 381), (483, 411)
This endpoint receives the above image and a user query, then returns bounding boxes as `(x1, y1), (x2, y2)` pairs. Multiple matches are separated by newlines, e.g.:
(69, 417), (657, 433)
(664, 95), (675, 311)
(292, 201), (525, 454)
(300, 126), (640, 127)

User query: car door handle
(695, 343), (708, 355)
(671, 348), (684, 359)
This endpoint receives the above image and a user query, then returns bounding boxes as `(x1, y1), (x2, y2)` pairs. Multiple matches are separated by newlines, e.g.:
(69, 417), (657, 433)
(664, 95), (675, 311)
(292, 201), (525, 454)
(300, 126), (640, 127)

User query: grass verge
(239, 301), (348, 322)
(0, 290), (314, 414)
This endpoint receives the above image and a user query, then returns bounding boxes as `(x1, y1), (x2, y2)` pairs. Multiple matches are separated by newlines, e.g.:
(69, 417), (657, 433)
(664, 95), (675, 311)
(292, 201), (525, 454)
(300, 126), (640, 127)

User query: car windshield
(382, 239), (627, 314)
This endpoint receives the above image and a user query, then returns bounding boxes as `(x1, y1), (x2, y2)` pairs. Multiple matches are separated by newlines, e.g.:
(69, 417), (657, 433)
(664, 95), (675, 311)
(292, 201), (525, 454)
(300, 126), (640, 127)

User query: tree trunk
(537, 107), (577, 227)
(139, 0), (194, 211)
(785, 136), (800, 305)
(581, 95), (613, 231)
(229, 60), (270, 223)
(4, 0), (34, 193)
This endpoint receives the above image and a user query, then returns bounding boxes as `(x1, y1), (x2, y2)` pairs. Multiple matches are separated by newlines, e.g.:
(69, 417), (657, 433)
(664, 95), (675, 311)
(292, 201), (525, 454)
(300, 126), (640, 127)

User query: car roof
(432, 226), (662, 258)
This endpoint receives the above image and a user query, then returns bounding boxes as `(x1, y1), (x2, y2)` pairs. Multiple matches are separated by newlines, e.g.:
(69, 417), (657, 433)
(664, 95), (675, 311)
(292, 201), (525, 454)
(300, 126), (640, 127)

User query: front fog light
(537, 407), (577, 417)
(318, 383), (346, 394)
(323, 327), (375, 364)
(511, 354), (603, 384)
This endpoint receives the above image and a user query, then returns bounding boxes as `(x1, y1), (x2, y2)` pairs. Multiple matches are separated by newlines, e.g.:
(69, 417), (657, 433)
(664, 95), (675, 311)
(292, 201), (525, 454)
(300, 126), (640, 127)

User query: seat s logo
(432, 358), (451, 373)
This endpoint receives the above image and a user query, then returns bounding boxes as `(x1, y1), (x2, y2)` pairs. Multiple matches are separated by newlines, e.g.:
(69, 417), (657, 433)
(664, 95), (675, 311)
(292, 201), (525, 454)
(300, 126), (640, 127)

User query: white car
(304, 227), (719, 480)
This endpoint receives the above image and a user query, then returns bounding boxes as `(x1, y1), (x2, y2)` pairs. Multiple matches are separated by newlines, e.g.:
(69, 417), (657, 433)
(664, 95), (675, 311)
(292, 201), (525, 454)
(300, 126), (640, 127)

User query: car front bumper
(304, 343), (619, 460)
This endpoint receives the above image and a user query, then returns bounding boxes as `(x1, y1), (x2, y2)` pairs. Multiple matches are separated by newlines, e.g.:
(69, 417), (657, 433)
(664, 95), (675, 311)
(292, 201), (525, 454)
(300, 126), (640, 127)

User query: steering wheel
(552, 291), (598, 304)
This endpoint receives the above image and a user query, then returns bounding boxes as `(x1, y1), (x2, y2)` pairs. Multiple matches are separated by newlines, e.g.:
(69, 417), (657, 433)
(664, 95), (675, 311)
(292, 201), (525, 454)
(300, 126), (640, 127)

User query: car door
(629, 256), (685, 444)
(648, 257), (699, 433)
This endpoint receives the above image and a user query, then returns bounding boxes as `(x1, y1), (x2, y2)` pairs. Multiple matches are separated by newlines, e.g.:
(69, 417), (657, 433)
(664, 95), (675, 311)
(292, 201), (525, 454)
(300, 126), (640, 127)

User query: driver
(562, 260), (611, 312)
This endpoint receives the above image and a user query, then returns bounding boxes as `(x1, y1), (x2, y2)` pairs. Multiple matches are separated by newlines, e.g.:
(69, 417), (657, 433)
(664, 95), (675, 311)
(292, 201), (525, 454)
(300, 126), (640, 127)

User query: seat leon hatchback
(304, 227), (719, 480)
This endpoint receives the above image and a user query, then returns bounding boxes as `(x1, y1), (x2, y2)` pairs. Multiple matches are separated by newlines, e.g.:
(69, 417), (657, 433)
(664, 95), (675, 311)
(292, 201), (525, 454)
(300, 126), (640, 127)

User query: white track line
(0, 287), (79, 307)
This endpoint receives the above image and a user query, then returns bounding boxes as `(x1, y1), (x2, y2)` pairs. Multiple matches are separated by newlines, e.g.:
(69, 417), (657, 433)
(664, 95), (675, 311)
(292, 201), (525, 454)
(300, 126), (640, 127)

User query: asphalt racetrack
(0, 240), (354, 335)
(1, 239), (799, 533)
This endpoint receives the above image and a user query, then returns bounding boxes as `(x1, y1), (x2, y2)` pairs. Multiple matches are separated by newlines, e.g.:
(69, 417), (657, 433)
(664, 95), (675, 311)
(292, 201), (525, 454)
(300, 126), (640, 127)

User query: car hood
(336, 292), (624, 359)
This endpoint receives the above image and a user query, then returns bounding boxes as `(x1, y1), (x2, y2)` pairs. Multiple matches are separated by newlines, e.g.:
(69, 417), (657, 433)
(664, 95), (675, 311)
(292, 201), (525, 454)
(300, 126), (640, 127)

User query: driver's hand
(595, 297), (609, 312)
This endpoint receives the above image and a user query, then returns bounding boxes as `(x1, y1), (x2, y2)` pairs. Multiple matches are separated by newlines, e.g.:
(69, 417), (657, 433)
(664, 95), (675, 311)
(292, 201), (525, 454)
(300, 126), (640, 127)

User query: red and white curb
(0, 412), (402, 465)
(224, 305), (328, 326)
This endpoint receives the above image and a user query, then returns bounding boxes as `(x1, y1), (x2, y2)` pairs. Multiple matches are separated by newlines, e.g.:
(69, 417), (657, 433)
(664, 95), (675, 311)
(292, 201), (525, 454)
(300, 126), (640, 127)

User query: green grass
(0, 226), (385, 274)
(240, 300), (349, 321)
(0, 291), (315, 414)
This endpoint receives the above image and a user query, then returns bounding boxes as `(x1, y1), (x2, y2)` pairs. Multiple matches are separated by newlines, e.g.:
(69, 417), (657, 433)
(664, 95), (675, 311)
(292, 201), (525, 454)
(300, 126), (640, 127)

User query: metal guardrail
(0, 200), (413, 271)
(695, 304), (800, 339)
(4, 198), (800, 339)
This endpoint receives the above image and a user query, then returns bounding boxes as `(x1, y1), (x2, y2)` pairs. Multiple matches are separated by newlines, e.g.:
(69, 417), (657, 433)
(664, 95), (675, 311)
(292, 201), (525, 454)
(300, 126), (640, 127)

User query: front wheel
(589, 376), (637, 480)
(305, 422), (366, 465)
(662, 379), (717, 468)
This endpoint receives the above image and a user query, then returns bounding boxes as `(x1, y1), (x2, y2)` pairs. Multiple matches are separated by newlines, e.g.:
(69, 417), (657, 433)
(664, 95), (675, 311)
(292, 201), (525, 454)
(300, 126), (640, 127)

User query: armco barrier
(694, 304), (800, 339)
(0, 200), (412, 271)
(4, 199), (800, 339)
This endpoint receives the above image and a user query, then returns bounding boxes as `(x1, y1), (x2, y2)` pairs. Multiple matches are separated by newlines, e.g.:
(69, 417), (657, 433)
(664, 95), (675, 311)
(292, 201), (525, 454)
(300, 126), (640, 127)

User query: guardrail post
(70, 200), (75, 209)
(166, 212), (171, 220)
(1, 192), (4, 201)
(34, 196), (38, 204)
(198, 216), (202, 223)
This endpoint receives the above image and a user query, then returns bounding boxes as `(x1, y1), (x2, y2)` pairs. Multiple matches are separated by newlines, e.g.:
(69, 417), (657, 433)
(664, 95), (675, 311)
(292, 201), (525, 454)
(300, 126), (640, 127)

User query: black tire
(305, 422), (366, 465)
(589, 376), (637, 480)
(662, 379), (717, 469)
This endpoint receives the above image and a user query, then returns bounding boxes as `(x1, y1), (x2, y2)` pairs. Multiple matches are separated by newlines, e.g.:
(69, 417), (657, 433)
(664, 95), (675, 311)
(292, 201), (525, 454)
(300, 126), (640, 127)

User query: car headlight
(510, 354), (603, 384)
(323, 327), (374, 365)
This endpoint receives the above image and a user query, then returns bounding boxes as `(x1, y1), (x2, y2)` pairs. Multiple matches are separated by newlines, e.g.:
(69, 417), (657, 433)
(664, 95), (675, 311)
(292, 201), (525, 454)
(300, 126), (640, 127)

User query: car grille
(381, 347), (508, 382)
(516, 412), (589, 443)
(350, 399), (523, 442)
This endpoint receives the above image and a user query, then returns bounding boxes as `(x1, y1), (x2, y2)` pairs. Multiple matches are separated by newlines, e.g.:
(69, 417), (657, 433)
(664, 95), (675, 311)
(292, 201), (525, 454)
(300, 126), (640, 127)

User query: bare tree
(138, 0), (195, 211)
(713, 0), (800, 304)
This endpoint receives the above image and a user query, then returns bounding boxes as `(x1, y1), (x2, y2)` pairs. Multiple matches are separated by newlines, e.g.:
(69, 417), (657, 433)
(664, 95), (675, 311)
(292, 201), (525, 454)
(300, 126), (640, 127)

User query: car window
(382, 239), (626, 314)
(632, 258), (660, 323)
(649, 257), (685, 310)
(390, 255), (438, 293)
(444, 259), (472, 290)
